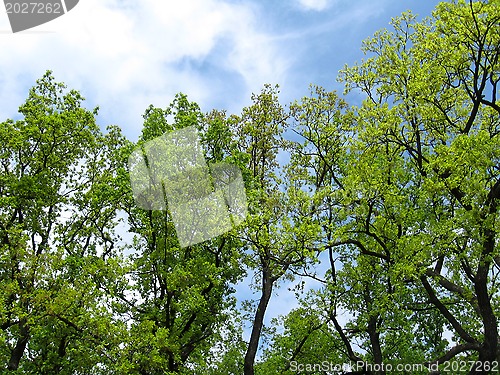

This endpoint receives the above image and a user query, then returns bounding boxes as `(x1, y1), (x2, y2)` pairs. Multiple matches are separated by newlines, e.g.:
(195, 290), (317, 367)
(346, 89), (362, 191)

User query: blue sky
(1, 0), (443, 351)
(1, 0), (441, 141)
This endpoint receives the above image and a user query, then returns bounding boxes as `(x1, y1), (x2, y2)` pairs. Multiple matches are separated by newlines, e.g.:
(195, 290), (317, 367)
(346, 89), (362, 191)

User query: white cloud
(0, 0), (290, 139)
(298, 0), (332, 11)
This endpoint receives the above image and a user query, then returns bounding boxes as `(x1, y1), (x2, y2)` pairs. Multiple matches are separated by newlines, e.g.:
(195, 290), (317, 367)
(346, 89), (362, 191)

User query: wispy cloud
(0, 0), (289, 139)
(0, 0), (441, 139)
(297, 0), (333, 12)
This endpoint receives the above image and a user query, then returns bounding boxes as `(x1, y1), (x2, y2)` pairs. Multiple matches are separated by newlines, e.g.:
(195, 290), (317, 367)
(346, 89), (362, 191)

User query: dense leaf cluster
(0, 1), (499, 374)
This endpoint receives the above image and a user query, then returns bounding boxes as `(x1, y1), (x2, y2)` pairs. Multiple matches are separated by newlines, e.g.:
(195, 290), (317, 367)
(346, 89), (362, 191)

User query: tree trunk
(367, 315), (384, 375)
(469, 215), (498, 374)
(244, 264), (273, 375)
(8, 319), (29, 371)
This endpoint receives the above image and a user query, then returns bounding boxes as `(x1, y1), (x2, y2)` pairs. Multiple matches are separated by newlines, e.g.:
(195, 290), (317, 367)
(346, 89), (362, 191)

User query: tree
(261, 1), (500, 373)
(114, 94), (246, 374)
(0, 71), (128, 373)
(337, 1), (500, 371)
(229, 84), (319, 375)
(263, 85), (411, 375)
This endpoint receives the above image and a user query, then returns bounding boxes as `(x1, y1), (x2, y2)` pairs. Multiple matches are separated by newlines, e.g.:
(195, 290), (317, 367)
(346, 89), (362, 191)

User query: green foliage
(0, 71), (129, 374)
(1, 2), (500, 373)
(114, 94), (247, 374)
(259, 1), (500, 373)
